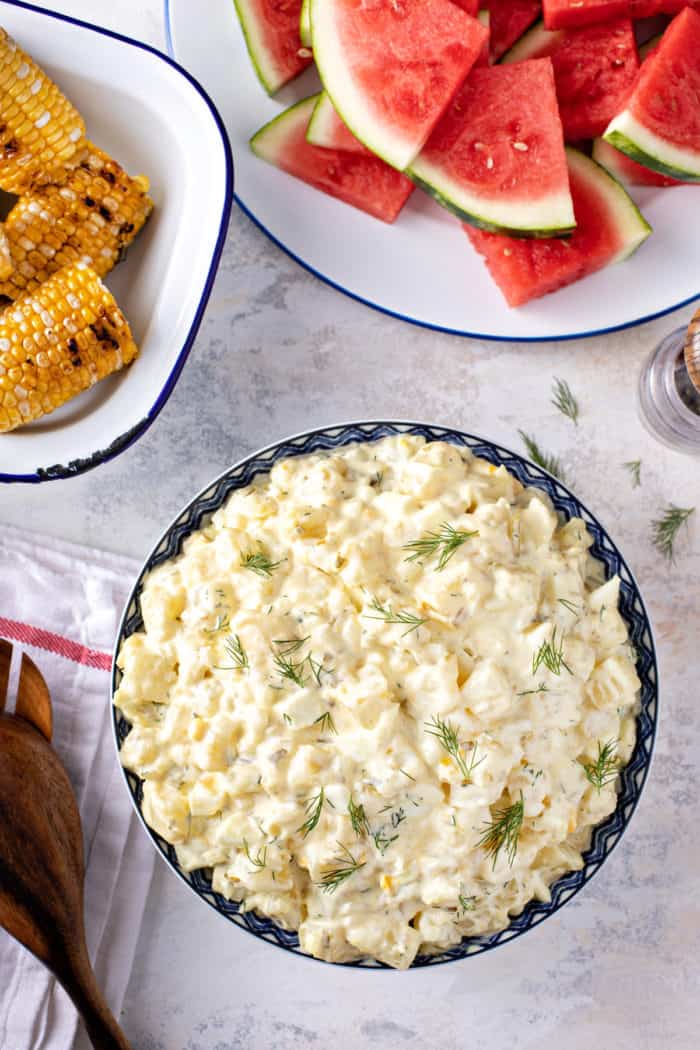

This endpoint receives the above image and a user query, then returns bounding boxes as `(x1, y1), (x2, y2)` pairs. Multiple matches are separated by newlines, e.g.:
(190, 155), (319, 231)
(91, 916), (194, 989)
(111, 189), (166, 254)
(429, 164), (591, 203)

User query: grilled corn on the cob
(0, 225), (11, 279)
(0, 27), (87, 194)
(0, 262), (138, 433)
(0, 142), (152, 298)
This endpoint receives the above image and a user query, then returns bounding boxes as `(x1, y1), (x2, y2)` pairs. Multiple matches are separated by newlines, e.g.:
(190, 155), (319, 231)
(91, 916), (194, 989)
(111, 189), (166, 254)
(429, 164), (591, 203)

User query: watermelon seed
(503, 249), (512, 256)
(297, 48), (312, 59)
(512, 142), (529, 152)
(486, 157), (494, 170)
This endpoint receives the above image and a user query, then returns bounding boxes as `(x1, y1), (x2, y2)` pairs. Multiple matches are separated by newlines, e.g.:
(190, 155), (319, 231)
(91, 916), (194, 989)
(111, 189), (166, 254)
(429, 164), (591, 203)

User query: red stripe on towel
(0, 617), (112, 671)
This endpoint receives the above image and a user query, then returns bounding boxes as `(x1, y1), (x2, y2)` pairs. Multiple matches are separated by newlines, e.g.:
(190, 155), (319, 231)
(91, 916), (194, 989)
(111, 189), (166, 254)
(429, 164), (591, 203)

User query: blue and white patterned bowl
(112, 421), (658, 968)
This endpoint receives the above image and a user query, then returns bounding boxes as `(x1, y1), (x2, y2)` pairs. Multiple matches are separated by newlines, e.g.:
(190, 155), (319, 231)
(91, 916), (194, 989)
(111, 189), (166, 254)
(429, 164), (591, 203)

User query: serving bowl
(0, 0), (233, 483)
(112, 420), (658, 967)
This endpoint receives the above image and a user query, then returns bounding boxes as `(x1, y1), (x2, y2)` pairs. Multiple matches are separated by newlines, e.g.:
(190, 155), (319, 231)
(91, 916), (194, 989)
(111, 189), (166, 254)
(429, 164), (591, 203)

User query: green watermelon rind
(300, 0), (312, 47)
(565, 146), (652, 264)
(305, 91), (357, 151)
(233, 0), (305, 95)
(407, 160), (577, 237)
(604, 112), (700, 183)
(250, 94), (319, 161)
(499, 20), (563, 64)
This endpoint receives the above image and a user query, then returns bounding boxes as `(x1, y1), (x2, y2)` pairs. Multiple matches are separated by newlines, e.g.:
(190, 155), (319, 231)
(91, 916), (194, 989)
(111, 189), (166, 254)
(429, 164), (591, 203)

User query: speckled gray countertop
(3, 3), (700, 1048)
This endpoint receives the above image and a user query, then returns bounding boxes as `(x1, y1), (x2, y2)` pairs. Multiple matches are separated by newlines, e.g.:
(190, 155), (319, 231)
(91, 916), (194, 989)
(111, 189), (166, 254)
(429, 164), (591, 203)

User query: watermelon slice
(300, 0), (311, 47)
(233, 0), (312, 94)
(307, 92), (372, 155)
(592, 137), (684, 186)
(466, 148), (651, 306)
(543, 0), (696, 31)
(310, 0), (488, 172)
(408, 59), (575, 237)
(489, 0), (542, 62)
(250, 95), (415, 222)
(501, 19), (639, 141)
(604, 7), (700, 183)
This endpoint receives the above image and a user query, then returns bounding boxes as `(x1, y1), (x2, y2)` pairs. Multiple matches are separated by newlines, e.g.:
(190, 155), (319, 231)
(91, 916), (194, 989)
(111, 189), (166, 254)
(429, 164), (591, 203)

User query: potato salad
(114, 435), (639, 969)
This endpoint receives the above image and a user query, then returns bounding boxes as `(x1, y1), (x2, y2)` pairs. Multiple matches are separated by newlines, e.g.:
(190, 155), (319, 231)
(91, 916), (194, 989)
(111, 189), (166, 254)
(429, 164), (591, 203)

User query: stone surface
(2, 3), (699, 1049)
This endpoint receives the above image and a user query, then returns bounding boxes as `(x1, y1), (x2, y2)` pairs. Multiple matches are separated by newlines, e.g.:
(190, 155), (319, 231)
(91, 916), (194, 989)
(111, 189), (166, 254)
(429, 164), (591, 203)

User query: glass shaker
(638, 307), (700, 456)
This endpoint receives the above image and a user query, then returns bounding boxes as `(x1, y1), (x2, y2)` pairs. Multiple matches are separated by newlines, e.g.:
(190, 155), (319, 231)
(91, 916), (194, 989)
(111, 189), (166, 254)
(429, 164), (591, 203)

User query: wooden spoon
(0, 640), (132, 1050)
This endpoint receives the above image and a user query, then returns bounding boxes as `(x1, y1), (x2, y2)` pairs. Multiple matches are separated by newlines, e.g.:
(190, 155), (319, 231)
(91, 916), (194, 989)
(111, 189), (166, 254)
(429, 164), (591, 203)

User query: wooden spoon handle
(60, 954), (132, 1050)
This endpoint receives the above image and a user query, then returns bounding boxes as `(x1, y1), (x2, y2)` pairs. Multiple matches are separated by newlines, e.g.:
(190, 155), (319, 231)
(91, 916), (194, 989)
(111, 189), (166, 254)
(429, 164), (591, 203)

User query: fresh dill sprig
(458, 894), (477, 914)
(347, 796), (370, 838)
(313, 710), (338, 735)
(214, 634), (249, 671)
(372, 828), (399, 855)
(241, 549), (283, 577)
(242, 838), (267, 870)
(557, 598), (580, 615)
(623, 459), (642, 488)
(203, 612), (230, 634)
(317, 843), (365, 893)
(391, 807), (406, 828)
(402, 523), (479, 571)
(308, 654), (331, 687)
(282, 713), (293, 726)
(532, 628), (572, 676)
(517, 683), (548, 696)
(580, 740), (619, 792)
(364, 596), (427, 636)
(399, 768), (416, 782)
(551, 377), (579, 425)
(273, 648), (308, 687)
(424, 715), (484, 782)
(298, 788), (326, 838)
(273, 636), (309, 655)
(518, 430), (566, 482)
(651, 504), (695, 563)
(477, 792), (525, 868)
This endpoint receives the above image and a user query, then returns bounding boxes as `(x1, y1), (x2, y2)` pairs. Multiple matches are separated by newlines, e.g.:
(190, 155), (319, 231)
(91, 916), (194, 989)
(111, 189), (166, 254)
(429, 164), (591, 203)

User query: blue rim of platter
(163, 0), (699, 344)
(0, 0), (234, 484)
(112, 420), (658, 968)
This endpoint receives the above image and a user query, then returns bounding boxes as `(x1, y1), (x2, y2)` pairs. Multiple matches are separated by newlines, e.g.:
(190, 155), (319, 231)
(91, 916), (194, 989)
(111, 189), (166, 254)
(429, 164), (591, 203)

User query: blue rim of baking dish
(164, 0), (699, 345)
(0, 0), (234, 484)
(112, 420), (658, 969)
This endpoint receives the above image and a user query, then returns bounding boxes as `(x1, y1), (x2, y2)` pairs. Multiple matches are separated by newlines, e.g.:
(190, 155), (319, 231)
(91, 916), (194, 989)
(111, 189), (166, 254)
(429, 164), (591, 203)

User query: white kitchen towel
(0, 524), (155, 1050)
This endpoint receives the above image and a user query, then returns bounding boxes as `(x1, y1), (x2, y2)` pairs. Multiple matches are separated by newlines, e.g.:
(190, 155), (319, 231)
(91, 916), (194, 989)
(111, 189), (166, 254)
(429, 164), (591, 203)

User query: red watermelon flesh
(504, 20), (639, 140)
(311, 0), (488, 172)
(451, 0), (480, 14)
(233, 0), (312, 94)
(465, 148), (650, 306)
(490, 0), (542, 61)
(625, 7), (700, 155)
(409, 59), (575, 236)
(543, 0), (697, 31)
(250, 95), (415, 223)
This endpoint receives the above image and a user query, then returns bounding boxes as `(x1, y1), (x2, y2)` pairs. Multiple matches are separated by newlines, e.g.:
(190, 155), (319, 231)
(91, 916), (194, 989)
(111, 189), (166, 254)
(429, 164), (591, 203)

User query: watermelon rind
(408, 157), (576, 237)
(306, 91), (366, 153)
(251, 95), (319, 161)
(604, 111), (700, 183)
(233, 0), (306, 95)
(300, 0), (312, 47)
(566, 146), (651, 263)
(500, 19), (564, 62)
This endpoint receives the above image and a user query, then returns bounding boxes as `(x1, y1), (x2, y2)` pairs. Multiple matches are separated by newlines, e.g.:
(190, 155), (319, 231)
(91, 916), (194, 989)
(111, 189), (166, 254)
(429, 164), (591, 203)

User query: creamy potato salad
(115, 436), (639, 969)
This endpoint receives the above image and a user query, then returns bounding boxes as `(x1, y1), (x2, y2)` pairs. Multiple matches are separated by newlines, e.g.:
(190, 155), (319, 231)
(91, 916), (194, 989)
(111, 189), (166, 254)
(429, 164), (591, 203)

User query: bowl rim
(0, 0), (234, 485)
(111, 418), (659, 968)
